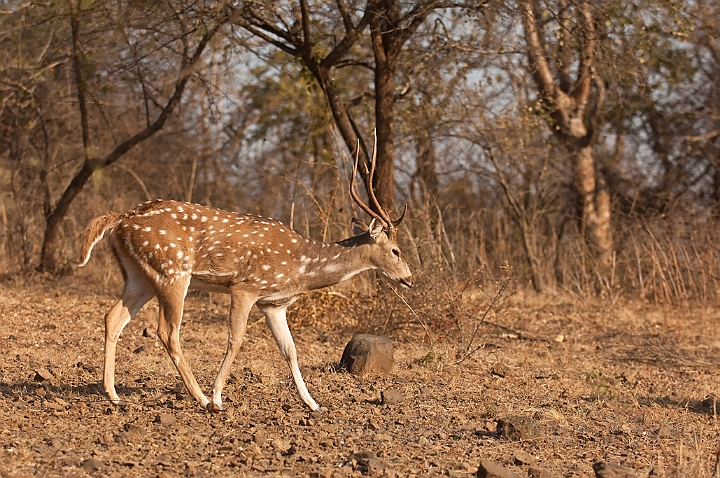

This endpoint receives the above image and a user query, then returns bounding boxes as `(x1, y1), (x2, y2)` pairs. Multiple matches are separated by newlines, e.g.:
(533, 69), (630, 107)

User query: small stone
(491, 363), (510, 378)
(592, 461), (639, 478)
(513, 450), (536, 465)
(34, 368), (54, 382)
(273, 439), (291, 453)
(155, 413), (176, 425)
(528, 467), (554, 478)
(648, 465), (665, 477)
(132, 346), (145, 354)
(657, 426), (672, 438)
(124, 423), (146, 437)
(339, 334), (394, 375)
(496, 416), (536, 441)
(253, 432), (267, 446)
(143, 327), (157, 338)
(100, 432), (115, 445)
(476, 459), (520, 478)
(81, 457), (104, 471)
(381, 388), (404, 405)
(158, 472), (173, 478)
(367, 457), (392, 475)
(373, 433), (392, 442)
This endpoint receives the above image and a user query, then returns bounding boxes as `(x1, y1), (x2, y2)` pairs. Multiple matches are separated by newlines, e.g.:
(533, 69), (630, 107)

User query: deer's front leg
(258, 303), (320, 411)
(209, 290), (254, 412)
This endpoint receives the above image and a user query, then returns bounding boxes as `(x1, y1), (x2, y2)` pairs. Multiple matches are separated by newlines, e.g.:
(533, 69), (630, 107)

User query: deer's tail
(78, 212), (123, 267)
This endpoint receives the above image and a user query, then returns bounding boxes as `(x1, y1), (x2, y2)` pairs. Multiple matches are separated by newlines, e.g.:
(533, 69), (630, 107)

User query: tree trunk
(371, 17), (397, 214)
(573, 145), (612, 269)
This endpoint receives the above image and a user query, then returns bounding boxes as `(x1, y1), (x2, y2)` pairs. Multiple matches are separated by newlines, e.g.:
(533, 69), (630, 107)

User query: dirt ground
(0, 278), (719, 478)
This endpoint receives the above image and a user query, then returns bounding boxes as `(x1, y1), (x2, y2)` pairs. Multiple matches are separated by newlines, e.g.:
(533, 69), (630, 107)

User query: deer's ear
(368, 218), (386, 240)
(352, 218), (368, 236)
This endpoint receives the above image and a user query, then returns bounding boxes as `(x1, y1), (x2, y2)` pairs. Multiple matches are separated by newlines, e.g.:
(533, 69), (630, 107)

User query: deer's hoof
(206, 402), (223, 414)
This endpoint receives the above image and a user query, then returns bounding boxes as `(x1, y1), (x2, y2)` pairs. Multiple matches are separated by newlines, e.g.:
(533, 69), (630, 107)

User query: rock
(496, 416), (536, 441)
(592, 461), (639, 478)
(513, 451), (536, 465)
(339, 334), (394, 375)
(99, 432), (115, 445)
(124, 423), (146, 437)
(34, 368), (54, 382)
(492, 363), (510, 378)
(367, 458), (391, 475)
(350, 450), (393, 476)
(476, 459), (520, 478)
(253, 432), (267, 446)
(648, 465), (665, 476)
(528, 467), (554, 478)
(154, 413), (176, 425)
(381, 388), (404, 405)
(132, 346), (145, 354)
(81, 457), (104, 471)
(158, 472), (174, 478)
(143, 327), (157, 338)
(272, 439), (292, 453)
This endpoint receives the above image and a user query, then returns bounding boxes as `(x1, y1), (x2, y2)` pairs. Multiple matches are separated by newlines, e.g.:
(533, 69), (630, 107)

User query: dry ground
(0, 278), (719, 478)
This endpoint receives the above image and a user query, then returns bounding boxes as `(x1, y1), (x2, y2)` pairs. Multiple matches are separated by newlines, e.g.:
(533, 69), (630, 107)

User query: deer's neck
(294, 239), (372, 291)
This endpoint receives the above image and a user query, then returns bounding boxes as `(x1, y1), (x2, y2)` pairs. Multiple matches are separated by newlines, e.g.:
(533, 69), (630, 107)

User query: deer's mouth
(398, 276), (413, 288)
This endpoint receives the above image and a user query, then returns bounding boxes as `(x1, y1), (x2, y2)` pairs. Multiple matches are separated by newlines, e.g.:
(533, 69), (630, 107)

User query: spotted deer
(79, 155), (412, 412)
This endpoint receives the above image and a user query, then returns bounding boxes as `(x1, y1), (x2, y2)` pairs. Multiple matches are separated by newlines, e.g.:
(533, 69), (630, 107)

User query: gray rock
(339, 334), (394, 375)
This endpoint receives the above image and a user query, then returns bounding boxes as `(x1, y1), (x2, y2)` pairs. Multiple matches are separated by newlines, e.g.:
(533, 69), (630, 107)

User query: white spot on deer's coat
(143, 241), (149, 246)
(171, 213), (177, 219)
(144, 227), (152, 232)
(276, 273), (284, 279)
(291, 239), (297, 243)
(133, 224), (140, 230)
(159, 230), (166, 235)
(170, 243), (176, 248)
(177, 251), (183, 259)
(192, 214), (198, 220)
(178, 206), (184, 213)
(298, 265), (306, 274)
(201, 216), (207, 222)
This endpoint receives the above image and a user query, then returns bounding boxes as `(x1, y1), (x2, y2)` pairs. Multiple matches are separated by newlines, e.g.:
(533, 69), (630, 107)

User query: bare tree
(521, 0), (611, 269)
(36, 2), (229, 274)
(236, 0), (467, 214)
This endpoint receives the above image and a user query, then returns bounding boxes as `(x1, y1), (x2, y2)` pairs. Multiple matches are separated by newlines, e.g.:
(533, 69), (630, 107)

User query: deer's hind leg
(104, 257), (155, 405)
(155, 275), (210, 409)
(209, 288), (255, 412)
